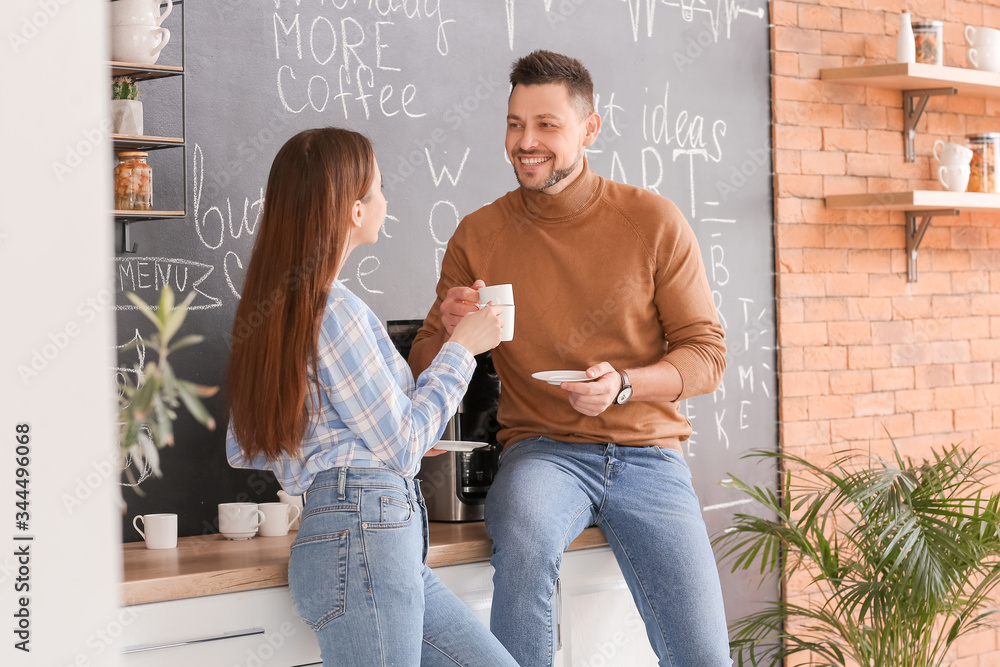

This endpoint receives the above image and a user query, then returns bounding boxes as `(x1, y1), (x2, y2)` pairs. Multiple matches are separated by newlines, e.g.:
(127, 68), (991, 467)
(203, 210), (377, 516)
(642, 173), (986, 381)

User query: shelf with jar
(110, 0), (185, 254)
(820, 21), (1000, 281)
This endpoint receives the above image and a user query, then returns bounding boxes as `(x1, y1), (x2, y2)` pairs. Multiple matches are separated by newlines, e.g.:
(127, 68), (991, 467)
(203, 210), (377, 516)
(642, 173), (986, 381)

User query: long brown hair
(227, 128), (375, 461)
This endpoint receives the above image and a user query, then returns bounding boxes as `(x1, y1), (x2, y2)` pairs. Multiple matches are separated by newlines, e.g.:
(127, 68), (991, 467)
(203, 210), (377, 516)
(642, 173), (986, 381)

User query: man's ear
(583, 111), (602, 147)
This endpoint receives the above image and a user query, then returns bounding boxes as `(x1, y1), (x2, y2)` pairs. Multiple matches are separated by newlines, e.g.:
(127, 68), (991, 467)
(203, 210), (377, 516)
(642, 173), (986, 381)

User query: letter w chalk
(425, 147), (470, 187)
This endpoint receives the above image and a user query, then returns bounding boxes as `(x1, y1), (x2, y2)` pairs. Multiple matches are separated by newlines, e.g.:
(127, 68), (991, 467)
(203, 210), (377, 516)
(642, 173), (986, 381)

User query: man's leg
(598, 444), (732, 666)
(484, 438), (601, 667)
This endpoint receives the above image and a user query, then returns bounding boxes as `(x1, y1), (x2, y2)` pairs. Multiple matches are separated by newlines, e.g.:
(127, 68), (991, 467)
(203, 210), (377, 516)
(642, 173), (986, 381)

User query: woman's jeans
(485, 438), (733, 667)
(288, 467), (517, 667)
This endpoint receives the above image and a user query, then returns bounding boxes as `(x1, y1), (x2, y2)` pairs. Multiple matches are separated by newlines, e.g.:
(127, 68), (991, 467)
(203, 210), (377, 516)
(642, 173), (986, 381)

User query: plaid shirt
(227, 280), (474, 495)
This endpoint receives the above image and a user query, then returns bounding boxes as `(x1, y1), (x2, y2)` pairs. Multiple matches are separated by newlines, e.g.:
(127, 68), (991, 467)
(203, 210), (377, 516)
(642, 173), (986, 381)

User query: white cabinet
(121, 546), (655, 666)
(121, 587), (321, 667)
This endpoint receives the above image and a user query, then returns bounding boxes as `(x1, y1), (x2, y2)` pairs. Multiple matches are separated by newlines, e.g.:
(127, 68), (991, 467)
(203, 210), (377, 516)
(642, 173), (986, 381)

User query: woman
(226, 127), (515, 666)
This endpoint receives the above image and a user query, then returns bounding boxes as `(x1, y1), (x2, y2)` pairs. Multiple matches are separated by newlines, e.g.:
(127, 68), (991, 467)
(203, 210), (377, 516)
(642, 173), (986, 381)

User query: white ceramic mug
(933, 140), (973, 166)
(218, 503), (265, 540)
(965, 25), (1000, 49)
(111, 0), (173, 26)
(277, 490), (303, 530)
(133, 513), (177, 549)
(111, 24), (170, 64)
(967, 46), (1000, 72)
(938, 164), (971, 192)
(478, 284), (515, 342)
(258, 502), (303, 537)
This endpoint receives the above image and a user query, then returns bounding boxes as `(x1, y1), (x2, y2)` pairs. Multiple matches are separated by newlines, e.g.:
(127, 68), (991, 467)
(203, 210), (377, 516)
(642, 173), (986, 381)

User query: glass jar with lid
(913, 21), (943, 65)
(967, 133), (1000, 193)
(114, 151), (152, 211)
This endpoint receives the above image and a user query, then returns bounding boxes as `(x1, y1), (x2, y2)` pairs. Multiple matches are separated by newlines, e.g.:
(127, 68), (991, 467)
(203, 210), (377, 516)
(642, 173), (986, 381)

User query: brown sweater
(411, 166), (726, 449)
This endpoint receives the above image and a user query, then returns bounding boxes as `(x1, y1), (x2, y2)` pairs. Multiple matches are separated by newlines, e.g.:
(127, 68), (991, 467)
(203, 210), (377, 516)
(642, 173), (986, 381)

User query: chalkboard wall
(115, 0), (777, 627)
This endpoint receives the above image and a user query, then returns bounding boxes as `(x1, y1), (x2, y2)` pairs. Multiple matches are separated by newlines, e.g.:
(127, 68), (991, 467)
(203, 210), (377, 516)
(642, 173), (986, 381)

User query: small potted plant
(111, 76), (143, 136)
(118, 286), (217, 489)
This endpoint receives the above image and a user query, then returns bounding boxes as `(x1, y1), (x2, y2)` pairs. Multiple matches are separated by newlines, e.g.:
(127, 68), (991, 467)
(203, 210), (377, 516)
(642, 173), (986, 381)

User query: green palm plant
(715, 443), (1000, 667)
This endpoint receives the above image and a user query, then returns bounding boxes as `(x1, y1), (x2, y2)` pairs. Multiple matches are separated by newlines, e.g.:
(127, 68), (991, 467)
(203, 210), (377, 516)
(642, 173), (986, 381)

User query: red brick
(829, 321), (872, 344)
(892, 296), (934, 319)
(915, 364), (956, 389)
(955, 362), (993, 386)
(853, 391), (895, 416)
(773, 51), (799, 77)
(829, 369), (873, 395)
(781, 397), (809, 422)
(803, 345), (848, 370)
(822, 175), (868, 196)
(776, 174), (824, 199)
(873, 367), (914, 391)
(896, 388), (936, 412)
(866, 128), (904, 155)
(970, 338), (1000, 361)
(775, 100), (843, 128)
(777, 297), (804, 323)
(773, 76), (825, 103)
(774, 26), (824, 55)
(892, 342), (933, 366)
(803, 297), (848, 321)
(973, 383), (1000, 408)
(848, 345), (892, 369)
(931, 295), (972, 318)
(775, 196), (803, 223)
(822, 128), (866, 152)
(871, 320), (913, 344)
(929, 249), (971, 272)
(843, 103), (887, 130)
(779, 274), (827, 298)
(972, 295), (1000, 316)
(842, 9), (886, 34)
(798, 54), (847, 79)
(782, 371), (831, 398)
(930, 340), (971, 364)
(825, 225), (870, 248)
(770, 0), (797, 26)
(776, 224), (825, 249)
(914, 410), (955, 435)
(831, 417), (875, 442)
(848, 297), (893, 321)
(877, 413), (914, 439)
(774, 148), (802, 174)
(827, 274), (870, 297)
(935, 385), (976, 410)
(799, 4), (841, 30)
(808, 394), (853, 420)
(775, 125), (823, 151)
(782, 321), (829, 346)
(781, 419), (831, 448)
(869, 273), (910, 296)
(801, 150), (847, 175)
(779, 347), (803, 372)
(955, 407), (993, 432)
(846, 152), (889, 176)
(952, 271), (992, 294)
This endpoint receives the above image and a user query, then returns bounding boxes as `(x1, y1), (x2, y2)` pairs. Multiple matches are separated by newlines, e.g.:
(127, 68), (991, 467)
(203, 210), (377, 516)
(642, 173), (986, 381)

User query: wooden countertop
(122, 523), (608, 606)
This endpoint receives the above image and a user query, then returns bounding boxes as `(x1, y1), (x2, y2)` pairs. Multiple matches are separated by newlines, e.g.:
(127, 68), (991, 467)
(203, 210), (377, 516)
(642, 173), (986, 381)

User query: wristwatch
(614, 370), (633, 405)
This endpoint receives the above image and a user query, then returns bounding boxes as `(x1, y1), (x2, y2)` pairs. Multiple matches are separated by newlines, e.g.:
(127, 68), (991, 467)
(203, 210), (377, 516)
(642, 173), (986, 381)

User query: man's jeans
(288, 467), (518, 666)
(485, 437), (733, 667)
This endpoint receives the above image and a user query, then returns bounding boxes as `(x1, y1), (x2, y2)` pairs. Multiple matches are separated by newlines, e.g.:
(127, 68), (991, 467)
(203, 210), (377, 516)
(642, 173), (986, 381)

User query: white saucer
(432, 440), (488, 452)
(531, 370), (598, 385)
(221, 531), (256, 540)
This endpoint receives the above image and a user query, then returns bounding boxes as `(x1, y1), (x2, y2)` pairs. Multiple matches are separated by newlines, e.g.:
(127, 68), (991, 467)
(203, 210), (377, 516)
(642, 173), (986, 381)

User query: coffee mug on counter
(133, 513), (177, 549)
(258, 502), (302, 537)
(478, 283), (515, 342)
(218, 503), (265, 540)
(939, 164), (971, 192)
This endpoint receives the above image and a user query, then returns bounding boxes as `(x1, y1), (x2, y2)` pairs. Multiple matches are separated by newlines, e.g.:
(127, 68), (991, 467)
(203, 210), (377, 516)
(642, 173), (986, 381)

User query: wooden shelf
(113, 209), (185, 218)
(113, 134), (185, 152)
(820, 62), (1000, 98)
(826, 190), (1000, 211)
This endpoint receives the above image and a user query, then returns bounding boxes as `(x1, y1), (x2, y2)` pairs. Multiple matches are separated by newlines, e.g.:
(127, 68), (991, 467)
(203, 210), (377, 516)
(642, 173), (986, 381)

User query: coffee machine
(387, 320), (502, 522)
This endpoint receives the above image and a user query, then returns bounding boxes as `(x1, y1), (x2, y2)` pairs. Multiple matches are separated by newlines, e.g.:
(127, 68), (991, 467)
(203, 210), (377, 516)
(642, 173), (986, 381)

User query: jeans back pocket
(288, 530), (349, 630)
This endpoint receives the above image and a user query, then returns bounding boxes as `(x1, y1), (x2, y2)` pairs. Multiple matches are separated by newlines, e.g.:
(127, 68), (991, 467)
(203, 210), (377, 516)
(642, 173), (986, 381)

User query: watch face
(616, 387), (633, 404)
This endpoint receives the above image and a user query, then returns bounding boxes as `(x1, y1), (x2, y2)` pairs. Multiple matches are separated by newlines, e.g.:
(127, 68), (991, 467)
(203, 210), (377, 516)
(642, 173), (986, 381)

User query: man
(409, 50), (731, 666)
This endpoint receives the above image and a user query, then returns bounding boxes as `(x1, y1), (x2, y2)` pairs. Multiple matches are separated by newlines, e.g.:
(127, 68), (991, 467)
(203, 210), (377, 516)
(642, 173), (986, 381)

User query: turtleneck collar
(519, 158), (601, 221)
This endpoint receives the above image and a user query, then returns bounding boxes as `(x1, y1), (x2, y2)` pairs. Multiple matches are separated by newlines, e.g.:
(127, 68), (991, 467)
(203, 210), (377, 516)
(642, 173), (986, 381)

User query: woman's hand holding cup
(449, 303), (504, 356)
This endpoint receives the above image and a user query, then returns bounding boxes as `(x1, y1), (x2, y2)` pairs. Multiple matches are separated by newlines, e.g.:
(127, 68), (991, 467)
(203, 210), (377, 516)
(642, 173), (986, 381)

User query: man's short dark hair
(509, 50), (594, 118)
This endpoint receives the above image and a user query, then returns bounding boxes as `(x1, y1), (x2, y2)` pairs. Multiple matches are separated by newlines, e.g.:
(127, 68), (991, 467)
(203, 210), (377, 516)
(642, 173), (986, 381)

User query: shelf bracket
(905, 208), (958, 282)
(119, 220), (138, 255)
(902, 87), (957, 162)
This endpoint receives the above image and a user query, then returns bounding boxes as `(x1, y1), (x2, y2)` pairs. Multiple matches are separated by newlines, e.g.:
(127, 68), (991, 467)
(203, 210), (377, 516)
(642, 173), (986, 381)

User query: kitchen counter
(122, 523), (609, 606)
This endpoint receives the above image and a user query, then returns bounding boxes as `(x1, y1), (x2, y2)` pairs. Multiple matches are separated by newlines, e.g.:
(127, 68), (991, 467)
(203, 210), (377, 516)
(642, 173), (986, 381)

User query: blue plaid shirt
(226, 280), (475, 495)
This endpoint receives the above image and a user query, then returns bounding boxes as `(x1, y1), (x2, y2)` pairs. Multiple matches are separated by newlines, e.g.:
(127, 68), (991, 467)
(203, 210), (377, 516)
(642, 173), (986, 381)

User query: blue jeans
(485, 438), (733, 667)
(288, 467), (517, 666)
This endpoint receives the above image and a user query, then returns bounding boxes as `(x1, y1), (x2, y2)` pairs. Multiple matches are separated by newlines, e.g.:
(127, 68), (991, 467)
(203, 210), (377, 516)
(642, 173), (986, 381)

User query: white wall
(1, 1), (122, 665)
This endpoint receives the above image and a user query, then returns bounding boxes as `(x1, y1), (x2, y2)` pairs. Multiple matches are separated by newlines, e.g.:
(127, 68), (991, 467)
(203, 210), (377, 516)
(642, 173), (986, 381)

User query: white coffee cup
(258, 502), (303, 537)
(967, 46), (1000, 72)
(939, 164), (971, 192)
(478, 284), (514, 342)
(218, 503), (265, 540)
(133, 513), (177, 549)
(111, 0), (173, 26)
(965, 25), (1000, 49)
(111, 24), (170, 64)
(933, 140), (973, 166)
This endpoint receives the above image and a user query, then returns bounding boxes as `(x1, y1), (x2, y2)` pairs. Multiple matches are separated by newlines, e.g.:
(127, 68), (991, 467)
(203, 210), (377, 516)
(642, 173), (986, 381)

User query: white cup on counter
(258, 502), (302, 537)
(477, 283), (515, 342)
(133, 513), (178, 549)
(218, 502), (265, 540)
(933, 140), (973, 167)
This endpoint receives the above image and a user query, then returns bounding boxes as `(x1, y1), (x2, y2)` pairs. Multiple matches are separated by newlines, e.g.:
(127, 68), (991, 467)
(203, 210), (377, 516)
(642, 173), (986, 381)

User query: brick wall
(771, 1), (1000, 664)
